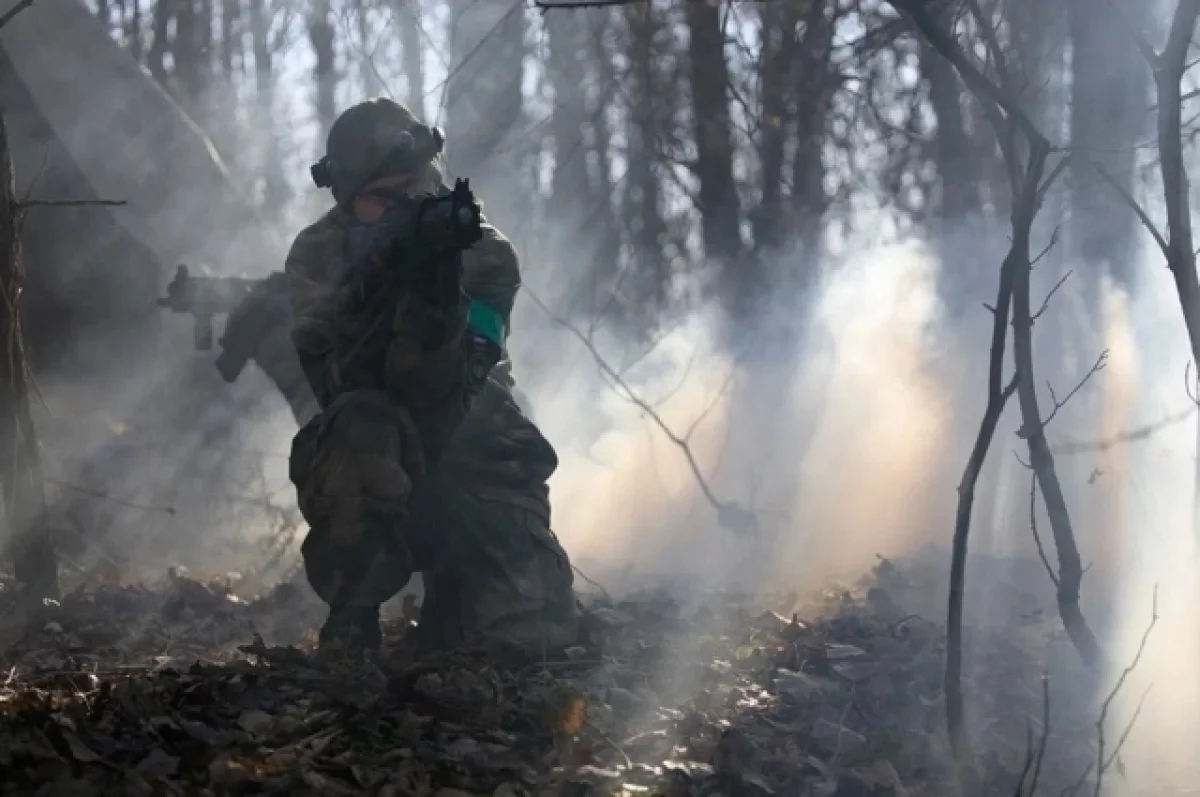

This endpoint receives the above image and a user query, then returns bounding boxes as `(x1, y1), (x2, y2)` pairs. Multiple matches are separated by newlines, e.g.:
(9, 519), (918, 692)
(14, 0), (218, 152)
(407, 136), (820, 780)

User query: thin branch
(1029, 673), (1051, 795)
(1029, 474), (1059, 588)
(534, 0), (645, 6)
(1031, 270), (1071, 322)
(1019, 350), (1108, 436)
(0, 0), (37, 30)
(1091, 586), (1159, 797)
(1089, 159), (1171, 260)
(524, 287), (756, 535)
(16, 199), (128, 210)
(1050, 405), (1196, 454)
(887, 0), (1046, 147)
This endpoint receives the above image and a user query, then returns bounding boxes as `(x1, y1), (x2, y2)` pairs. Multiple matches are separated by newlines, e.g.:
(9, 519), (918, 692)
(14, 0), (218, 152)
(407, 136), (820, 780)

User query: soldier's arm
(285, 218), (362, 404)
(387, 222), (516, 458)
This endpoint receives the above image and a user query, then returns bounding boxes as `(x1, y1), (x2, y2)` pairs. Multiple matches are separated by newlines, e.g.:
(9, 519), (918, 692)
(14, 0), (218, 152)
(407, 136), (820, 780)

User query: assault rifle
(157, 264), (289, 382)
(345, 178), (484, 303)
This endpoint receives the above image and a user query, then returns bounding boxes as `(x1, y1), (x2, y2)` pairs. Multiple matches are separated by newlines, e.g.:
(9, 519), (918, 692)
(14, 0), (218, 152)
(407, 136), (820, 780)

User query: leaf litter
(0, 550), (1105, 795)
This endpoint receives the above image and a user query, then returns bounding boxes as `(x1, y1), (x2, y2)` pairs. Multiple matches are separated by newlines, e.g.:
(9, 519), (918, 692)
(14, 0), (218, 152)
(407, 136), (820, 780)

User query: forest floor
(0, 552), (1102, 796)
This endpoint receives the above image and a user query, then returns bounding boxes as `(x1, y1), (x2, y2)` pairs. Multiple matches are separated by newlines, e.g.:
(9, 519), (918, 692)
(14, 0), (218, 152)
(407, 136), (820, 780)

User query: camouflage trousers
(290, 388), (578, 655)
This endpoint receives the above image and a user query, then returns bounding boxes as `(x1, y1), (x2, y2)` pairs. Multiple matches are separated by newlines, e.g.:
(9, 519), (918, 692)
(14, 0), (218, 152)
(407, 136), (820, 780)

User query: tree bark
(790, 0), (835, 287)
(444, 0), (525, 180)
(249, 0), (288, 216)
(1069, 0), (1149, 289)
(395, 0), (425, 115)
(684, 0), (742, 278)
(0, 115), (57, 602)
(308, 0), (337, 143)
(621, 1), (667, 316)
(752, 0), (797, 254)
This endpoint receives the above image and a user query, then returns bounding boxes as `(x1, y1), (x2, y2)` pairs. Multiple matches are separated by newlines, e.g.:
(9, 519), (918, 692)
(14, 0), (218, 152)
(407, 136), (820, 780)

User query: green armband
(467, 299), (505, 347)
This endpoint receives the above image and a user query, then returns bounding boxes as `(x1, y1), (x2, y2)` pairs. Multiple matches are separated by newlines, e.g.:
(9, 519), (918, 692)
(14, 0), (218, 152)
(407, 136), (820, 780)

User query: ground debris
(0, 552), (1099, 795)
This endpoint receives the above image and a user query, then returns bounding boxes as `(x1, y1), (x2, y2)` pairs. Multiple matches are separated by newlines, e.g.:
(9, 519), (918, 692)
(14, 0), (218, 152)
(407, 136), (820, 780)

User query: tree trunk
(444, 0), (525, 183)
(147, 0), (172, 87)
(127, 0), (143, 63)
(220, 0), (238, 77)
(581, 10), (623, 320)
(354, 0), (383, 97)
(0, 116), (57, 602)
(790, 0), (834, 288)
(547, 9), (602, 315)
(622, 1), (667, 317)
(1069, 0), (1149, 289)
(395, 0), (425, 115)
(250, 0), (288, 216)
(308, 0), (337, 143)
(753, 0), (797, 254)
(684, 0), (742, 286)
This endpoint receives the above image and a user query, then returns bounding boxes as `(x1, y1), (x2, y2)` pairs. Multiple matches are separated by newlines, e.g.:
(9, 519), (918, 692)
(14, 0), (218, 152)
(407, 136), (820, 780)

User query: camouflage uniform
(281, 98), (577, 655)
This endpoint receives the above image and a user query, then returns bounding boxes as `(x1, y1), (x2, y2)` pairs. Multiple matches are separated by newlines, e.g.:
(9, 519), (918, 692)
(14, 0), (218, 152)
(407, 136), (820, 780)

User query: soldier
(282, 98), (577, 657)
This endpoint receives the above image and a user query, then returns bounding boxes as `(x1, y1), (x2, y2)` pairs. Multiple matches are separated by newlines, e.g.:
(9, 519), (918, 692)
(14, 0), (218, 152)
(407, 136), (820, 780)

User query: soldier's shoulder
(467, 221), (519, 272)
(286, 207), (346, 277)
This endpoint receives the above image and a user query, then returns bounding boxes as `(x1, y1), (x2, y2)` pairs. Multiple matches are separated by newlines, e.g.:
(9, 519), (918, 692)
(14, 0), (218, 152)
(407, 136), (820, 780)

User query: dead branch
(45, 477), (178, 516)
(1028, 475), (1057, 588)
(16, 199), (128, 210)
(0, 0), (37, 30)
(1108, 0), (1200, 367)
(1013, 672), (1051, 796)
(0, 113), (55, 601)
(1089, 586), (1158, 797)
(1013, 219), (1103, 666)
(889, 0), (1109, 762)
(1030, 270), (1071, 322)
(524, 287), (757, 536)
(1050, 404), (1195, 454)
(1020, 350), (1108, 435)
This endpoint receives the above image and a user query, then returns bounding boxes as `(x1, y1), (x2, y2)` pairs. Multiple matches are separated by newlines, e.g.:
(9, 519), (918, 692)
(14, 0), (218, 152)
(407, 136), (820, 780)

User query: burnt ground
(0, 553), (1107, 796)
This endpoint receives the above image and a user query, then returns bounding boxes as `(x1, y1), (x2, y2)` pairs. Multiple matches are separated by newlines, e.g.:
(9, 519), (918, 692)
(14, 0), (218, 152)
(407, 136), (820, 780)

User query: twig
(1031, 270), (1072, 322)
(16, 199), (127, 210)
(1029, 673), (1051, 795)
(1029, 474), (1059, 588)
(1091, 585), (1159, 797)
(1050, 405), (1196, 454)
(44, 476), (177, 516)
(525, 287), (756, 535)
(570, 563), (610, 598)
(534, 0), (645, 7)
(1023, 350), (1108, 434)
(0, 0), (37, 30)
(1089, 159), (1170, 260)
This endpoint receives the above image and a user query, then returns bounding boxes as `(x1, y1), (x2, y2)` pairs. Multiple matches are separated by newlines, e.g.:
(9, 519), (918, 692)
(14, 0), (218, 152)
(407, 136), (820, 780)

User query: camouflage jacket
(281, 200), (556, 514)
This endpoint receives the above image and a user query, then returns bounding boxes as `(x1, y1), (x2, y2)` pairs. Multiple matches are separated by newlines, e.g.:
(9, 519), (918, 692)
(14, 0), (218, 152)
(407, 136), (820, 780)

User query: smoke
(1097, 254), (1200, 791)
(8, 3), (1200, 787)
(521, 238), (966, 593)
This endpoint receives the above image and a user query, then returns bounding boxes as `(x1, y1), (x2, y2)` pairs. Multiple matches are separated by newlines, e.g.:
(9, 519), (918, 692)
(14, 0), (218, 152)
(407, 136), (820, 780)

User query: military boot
(318, 605), (383, 654)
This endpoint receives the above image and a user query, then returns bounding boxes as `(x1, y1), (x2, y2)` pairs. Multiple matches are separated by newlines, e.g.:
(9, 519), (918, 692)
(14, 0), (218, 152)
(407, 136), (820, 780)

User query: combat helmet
(310, 98), (445, 203)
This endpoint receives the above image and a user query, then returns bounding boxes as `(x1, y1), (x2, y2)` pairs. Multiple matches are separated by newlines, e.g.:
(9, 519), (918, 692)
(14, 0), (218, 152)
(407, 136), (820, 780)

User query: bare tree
(887, 0), (1106, 762)
(308, 0), (337, 142)
(0, 116), (56, 602)
(393, 0), (425, 113)
(684, 0), (743, 310)
(249, 0), (290, 216)
(751, 0), (796, 255)
(620, 1), (668, 316)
